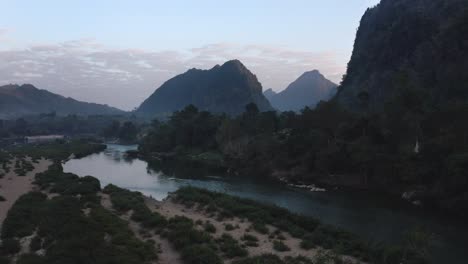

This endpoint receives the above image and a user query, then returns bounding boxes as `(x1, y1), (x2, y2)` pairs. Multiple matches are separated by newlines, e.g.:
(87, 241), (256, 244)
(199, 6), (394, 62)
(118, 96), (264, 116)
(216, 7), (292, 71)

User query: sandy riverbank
(141, 195), (360, 264)
(0, 158), (52, 226)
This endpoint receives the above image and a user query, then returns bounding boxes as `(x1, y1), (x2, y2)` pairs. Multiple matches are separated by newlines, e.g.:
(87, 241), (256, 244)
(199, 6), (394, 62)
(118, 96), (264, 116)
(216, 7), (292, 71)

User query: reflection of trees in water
(105, 148), (136, 165)
(145, 158), (226, 179)
(122, 155), (135, 165)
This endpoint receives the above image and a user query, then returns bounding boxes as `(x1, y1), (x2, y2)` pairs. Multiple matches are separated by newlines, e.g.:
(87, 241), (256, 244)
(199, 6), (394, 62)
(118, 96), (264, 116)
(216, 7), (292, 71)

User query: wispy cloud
(0, 39), (345, 110)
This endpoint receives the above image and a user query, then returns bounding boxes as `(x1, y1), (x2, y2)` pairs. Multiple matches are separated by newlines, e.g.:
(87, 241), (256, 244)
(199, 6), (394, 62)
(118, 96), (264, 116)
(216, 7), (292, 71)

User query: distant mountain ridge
(0, 84), (124, 119)
(137, 60), (272, 116)
(266, 70), (337, 112)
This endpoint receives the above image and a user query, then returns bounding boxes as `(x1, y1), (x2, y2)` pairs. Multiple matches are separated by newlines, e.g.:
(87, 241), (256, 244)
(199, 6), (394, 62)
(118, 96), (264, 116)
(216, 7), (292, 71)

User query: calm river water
(63, 144), (468, 264)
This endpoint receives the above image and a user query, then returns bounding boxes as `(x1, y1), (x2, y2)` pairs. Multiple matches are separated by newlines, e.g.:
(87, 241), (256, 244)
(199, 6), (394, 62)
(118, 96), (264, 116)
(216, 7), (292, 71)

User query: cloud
(0, 40), (345, 110)
(0, 28), (12, 44)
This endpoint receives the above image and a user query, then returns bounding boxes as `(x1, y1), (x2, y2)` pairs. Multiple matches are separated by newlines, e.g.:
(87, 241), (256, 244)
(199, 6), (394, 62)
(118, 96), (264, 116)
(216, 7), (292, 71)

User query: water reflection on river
(63, 144), (468, 264)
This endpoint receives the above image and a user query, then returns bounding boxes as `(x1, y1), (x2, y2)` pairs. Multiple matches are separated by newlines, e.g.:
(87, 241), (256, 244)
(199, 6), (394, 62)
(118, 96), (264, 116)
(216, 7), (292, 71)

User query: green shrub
(299, 239), (315, 250)
(252, 222), (269, 234)
(0, 239), (20, 255)
(225, 223), (235, 231)
(181, 244), (222, 264)
(272, 240), (290, 252)
(2, 192), (46, 239)
(166, 216), (211, 250)
(241, 234), (258, 242)
(29, 236), (42, 252)
(204, 221), (216, 233)
(216, 233), (248, 258)
(16, 254), (46, 264)
(233, 254), (283, 264)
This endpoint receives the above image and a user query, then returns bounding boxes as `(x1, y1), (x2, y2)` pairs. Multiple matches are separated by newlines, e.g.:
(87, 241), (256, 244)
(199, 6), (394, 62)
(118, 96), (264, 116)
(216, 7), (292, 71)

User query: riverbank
(62, 143), (468, 263)
(142, 192), (359, 263)
(0, 141), (429, 264)
(0, 157), (52, 226)
(104, 184), (430, 264)
(139, 150), (433, 211)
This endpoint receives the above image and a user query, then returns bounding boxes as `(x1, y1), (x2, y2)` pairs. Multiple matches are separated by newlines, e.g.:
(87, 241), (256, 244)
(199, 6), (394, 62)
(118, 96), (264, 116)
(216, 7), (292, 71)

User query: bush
(2, 192), (46, 239)
(225, 223), (235, 231)
(181, 245), (222, 264)
(16, 254), (46, 264)
(272, 240), (290, 252)
(233, 254), (284, 264)
(204, 221), (216, 233)
(241, 234), (258, 242)
(216, 233), (248, 258)
(29, 236), (42, 252)
(299, 239), (315, 250)
(252, 222), (269, 234)
(0, 239), (20, 255)
(166, 216), (211, 250)
(241, 234), (259, 247)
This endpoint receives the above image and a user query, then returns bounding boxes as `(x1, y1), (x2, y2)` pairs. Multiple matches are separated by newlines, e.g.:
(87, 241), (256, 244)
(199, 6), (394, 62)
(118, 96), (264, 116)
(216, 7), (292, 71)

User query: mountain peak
(222, 59), (245, 68)
(137, 60), (272, 115)
(299, 70), (325, 80)
(263, 88), (277, 101)
(268, 70), (337, 112)
(17, 84), (42, 94)
(209, 60), (248, 73)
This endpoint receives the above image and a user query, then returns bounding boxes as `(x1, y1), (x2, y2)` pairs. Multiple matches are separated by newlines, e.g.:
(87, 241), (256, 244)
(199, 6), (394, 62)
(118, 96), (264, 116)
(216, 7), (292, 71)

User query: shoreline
(0, 157), (52, 227)
(111, 147), (467, 223)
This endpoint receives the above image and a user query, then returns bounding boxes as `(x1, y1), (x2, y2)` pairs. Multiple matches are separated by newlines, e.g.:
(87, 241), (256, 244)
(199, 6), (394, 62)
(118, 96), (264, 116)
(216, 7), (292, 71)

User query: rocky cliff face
(335, 0), (468, 112)
(137, 60), (272, 116)
(0, 84), (124, 118)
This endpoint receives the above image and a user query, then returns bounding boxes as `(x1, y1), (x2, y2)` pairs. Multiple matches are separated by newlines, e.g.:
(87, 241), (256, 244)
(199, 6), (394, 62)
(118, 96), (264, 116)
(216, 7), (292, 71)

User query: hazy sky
(0, 0), (380, 110)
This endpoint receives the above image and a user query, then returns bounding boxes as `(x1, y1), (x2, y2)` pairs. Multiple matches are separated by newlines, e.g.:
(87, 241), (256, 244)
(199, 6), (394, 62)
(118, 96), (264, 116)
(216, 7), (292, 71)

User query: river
(63, 144), (468, 264)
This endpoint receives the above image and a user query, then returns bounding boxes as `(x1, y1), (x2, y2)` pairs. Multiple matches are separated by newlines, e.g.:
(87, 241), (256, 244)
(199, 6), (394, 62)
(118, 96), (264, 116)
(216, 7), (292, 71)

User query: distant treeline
(0, 112), (145, 143)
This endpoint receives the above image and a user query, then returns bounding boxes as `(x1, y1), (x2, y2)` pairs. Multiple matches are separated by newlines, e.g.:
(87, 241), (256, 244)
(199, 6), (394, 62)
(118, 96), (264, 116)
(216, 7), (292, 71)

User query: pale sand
(145, 196), (320, 260)
(0, 158), (52, 227)
(145, 196), (362, 264)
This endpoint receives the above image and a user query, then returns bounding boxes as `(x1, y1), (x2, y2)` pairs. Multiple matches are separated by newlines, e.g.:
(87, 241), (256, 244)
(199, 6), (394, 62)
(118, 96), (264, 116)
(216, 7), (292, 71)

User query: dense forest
(139, 98), (468, 216)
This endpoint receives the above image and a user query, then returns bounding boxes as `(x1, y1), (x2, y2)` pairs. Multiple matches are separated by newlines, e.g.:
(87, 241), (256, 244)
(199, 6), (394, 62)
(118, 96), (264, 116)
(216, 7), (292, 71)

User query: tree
(13, 118), (28, 136)
(103, 120), (120, 138)
(119, 122), (138, 142)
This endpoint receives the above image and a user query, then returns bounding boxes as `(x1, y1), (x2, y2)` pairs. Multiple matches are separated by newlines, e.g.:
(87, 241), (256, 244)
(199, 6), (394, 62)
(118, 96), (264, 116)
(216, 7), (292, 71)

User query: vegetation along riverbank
(0, 141), (431, 264)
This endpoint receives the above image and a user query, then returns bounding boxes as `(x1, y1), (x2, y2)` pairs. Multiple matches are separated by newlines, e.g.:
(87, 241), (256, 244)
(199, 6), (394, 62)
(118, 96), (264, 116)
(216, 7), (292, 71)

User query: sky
(0, 0), (380, 110)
